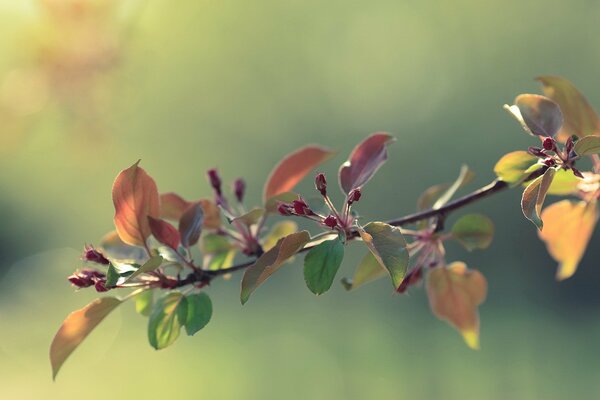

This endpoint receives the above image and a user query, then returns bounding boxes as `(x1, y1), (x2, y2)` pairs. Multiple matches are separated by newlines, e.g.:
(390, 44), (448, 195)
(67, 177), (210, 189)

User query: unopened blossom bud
(323, 215), (338, 229)
(234, 178), (246, 202)
(95, 280), (109, 292)
(82, 245), (109, 265)
(315, 173), (327, 196)
(277, 203), (293, 216)
(207, 169), (222, 195)
(68, 268), (106, 288)
(542, 137), (555, 151)
(528, 146), (545, 158)
(347, 188), (362, 205)
(565, 136), (575, 154)
(292, 198), (311, 215)
(544, 158), (556, 167)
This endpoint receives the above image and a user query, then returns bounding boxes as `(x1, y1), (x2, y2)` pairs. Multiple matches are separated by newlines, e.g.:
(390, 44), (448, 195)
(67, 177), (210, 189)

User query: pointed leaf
(512, 94), (564, 137)
(50, 297), (122, 379)
(357, 222), (408, 289)
(574, 135), (600, 156)
(521, 167), (556, 229)
(339, 132), (395, 194)
(263, 146), (335, 202)
(537, 76), (600, 138)
(148, 292), (188, 350)
(546, 168), (580, 195)
(112, 161), (160, 246)
(494, 151), (539, 184)
(432, 165), (475, 209)
(123, 255), (163, 284)
(184, 293), (212, 336)
(148, 217), (180, 249)
(179, 203), (204, 247)
(241, 231), (311, 304)
(538, 200), (598, 280)
(427, 262), (487, 349)
(231, 208), (265, 227)
(417, 183), (450, 212)
(303, 237), (345, 295)
(451, 214), (494, 251)
(134, 290), (154, 317)
(341, 252), (387, 290)
(262, 221), (298, 251)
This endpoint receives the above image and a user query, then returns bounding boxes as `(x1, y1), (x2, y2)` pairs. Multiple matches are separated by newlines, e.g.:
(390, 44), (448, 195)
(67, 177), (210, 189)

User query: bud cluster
(68, 268), (107, 292)
(527, 136), (584, 178)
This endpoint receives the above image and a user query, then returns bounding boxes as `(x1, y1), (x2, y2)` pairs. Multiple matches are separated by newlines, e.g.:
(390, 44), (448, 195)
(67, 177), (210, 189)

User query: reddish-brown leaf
(179, 203), (204, 248)
(263, 146), (335, 202)
(148, 216), (181, 249)
(160, 193), (221, 229)
(112, 161), (160, 247)
(339, 132), (395, 194)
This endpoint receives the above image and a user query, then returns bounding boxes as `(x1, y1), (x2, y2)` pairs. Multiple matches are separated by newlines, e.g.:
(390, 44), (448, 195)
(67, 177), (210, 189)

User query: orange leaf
(50, 297), (122, 380)
(112, 161), (160, 246)
(263, 146), (335, 202)
(427, 262), (487, 349)
(538, 200), (598, 280)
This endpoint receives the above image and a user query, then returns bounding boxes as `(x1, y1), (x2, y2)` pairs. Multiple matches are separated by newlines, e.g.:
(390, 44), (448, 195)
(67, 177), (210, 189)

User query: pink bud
(277, 203), (293, 216)
(95, 280), (109, 292)
(292, 199), (311, 215)
(234, 178), (246, 202)
(207, 169), (222, 195)
(323, 215), (338, 229)
(315, 173), (327, 196)
(82, 245), (109, 265)
(347, 188), (362, 205)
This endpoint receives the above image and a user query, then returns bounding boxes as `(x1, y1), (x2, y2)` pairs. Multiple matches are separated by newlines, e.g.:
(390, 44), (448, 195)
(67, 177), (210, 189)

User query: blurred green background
(1, 0), (600, 398)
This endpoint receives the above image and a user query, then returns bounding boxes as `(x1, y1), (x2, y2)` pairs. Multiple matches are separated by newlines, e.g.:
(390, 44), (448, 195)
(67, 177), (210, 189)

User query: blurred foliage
(1, 0), (600, 399)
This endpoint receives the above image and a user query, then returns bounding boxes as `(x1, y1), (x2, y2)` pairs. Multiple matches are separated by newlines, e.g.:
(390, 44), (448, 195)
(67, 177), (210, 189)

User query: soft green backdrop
(1, 0), (600, 399)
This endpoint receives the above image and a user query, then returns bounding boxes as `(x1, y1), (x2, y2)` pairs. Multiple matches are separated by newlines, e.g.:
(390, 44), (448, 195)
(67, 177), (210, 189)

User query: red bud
(323, 215), (338, 229)
(315, 173), (327, 196)
(348, 188), (362, 205)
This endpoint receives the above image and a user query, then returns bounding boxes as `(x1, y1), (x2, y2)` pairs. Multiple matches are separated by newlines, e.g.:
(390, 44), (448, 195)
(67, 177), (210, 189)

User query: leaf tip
(462, 329), (480, 350)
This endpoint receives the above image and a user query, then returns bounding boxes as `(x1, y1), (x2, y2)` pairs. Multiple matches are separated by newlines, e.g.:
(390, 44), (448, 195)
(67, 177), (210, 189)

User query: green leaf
(123, 255), (163, 284)
(510, 94), (564, 137)
(201, 234), (235, 270)
(134, 290), (154, 316)
(105, 263), (120, 288)
(341, 252), (387, 291)
(262, 221), (298, 251)
(493, 151), (539, 184)
(50, 297), (122, 380)
(521, 167), (556, 229)
(241, 231), (311, 304)
(451, 214), (494, 251)
(574, 135), (600, 156)
(432, 165), (474, 209)
(546, 168), (580, 195)
(303, 237), (345, 295)
(148, 292), (188, 350)
(231, 208), (265, 226)
(184, 293), (212, 336)
(537, 76), (600, 138)
(357, 222), (408, 289)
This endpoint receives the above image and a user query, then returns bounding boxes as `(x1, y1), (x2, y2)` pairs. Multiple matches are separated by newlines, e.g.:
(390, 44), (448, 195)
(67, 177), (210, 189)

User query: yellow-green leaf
(201, 234), (236, 270)
(538, 200), (598, 280)
(357, 222), (408, 289)
(241, 231), (311, 304)
(148, 292), (188, 350)
(432, 165), (474, 209)
(50, 297), (122, 380)
(341, 252), (387, 290)
(546, 168), (580, 195)
(537, 76), (600, 138)
(231, 208), (265, 227)
(521, 167), (555, 229)
(493, 151), (538, 184)
(262, 221), (298, 251)
(426, 262), (487, 349)
(574, 135), (600, 157)
(134, 290), (154, 317)
(450, 214), (494, 251)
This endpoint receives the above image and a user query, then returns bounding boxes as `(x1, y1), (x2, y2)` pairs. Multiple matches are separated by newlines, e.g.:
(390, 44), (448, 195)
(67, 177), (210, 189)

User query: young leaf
(303, 237), (345, 295)
(493, 151), (539, 184)
(521, 167), (556, 229)
(339, 132), (395, 194)
(184, 293), (212, 336)
(123, 255), (163, 284)
(263, 146), (335, 202)
(105, 263), (120, 288)
(513, 94), (564, 137)
(241, 231), (311, 304)
(538, 200), (598, 280)
(201, 234), (235, 270)
(341, 252), (387, 291)
(99, 231), (148, 264)
(357, 222), (408, 289)
(546, 169), (580, 195)
(112, 161), (160, 246)
(160, 194), (221, 229)
(134, 290), (154, 317)
(50, 297), (122, 379)
(426, 262), (487, 350)
(262, 221), (298, 251)
(451, 214), (494, 251)
(574, 135), (600, 156)
(537, 76), (600, 138)
(432, 165), (474, 209)
(148, 216), (180, 249)
(179, 203), (204, 248)
(148, 292), (188, 350)
(231, 208), (265, 227)
(417, 183), (449, 211)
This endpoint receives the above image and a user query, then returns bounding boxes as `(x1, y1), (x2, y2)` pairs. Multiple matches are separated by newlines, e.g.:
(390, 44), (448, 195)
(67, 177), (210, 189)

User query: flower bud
(315, 173), (327, 196)
(543, 137), (555, 151)
(347, 188), (362, 205)
(544, 158), (556, 167)
(207, 168), (222, 195)
(234, 178), (246, 203)
(292, 198), (311, 215)
(95, 280), (109, 292)
(82, 245), (109, 265)
(277, 203), (293, 216)
(68, 268), (106, 288)
(323, 215), (338, 229)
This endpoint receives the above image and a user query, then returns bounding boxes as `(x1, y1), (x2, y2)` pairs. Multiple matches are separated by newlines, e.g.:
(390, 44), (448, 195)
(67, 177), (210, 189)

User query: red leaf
(263, 145), (336, 202)
(338, 132), (395, 194)
(112, 161), (160, 246)
(148, 216), (181, 249)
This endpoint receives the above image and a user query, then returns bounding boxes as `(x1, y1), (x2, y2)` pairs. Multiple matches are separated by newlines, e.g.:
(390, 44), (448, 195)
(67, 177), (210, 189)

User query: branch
(180, 177), (515, 287)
